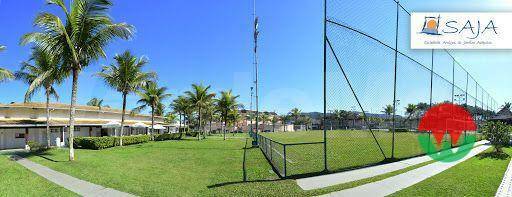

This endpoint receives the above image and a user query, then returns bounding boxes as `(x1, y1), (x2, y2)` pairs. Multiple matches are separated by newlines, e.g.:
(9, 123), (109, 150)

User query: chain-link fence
(258, 0), (498, 178)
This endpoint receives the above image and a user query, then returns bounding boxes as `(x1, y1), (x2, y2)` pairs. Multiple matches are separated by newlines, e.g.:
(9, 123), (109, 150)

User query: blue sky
(0, 0), (510, 115)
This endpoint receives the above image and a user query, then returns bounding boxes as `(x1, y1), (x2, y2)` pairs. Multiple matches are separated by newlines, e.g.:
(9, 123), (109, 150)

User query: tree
(15, 47), (65, 148)
(483, 121), (511, 153)
(501, 102), (511, 111)
(403, 104), (418, 128)
(281, 114), (290, 132)
(216, 90), (240, 140)
(185, 84), (215, 140)
(171, 96), (189, 132)
(289, 108), (302, 126)
(228, 109), (242, 135)
(260, 113), (270, 132)
(203, 102), (216, 137)
(86, 98), (110, 110)
(382, 104), (394, 116)
(0, 45), (14, 82)
(22, 0), (134, 161)
(97, 50), (154, 146)
(132, 82), (171, 138)
(271, 115), (279, 132)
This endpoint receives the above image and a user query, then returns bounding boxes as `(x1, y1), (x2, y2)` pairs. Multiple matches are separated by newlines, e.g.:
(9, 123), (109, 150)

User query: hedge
(154, 133), (184, 141)
(74, 135), (150, 150)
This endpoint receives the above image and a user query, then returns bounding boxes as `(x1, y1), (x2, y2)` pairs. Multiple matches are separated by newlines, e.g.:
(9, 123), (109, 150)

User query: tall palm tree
(403, 104), (417, 127)
(185, 84), (215, 140)
(171, 96), (189, 132)
(86, 98), (110, 110)
(382, 104), (394, 117)
(289, 108), (302, 126)
(0, 45), (14, 82)
(203, 102), (216, 137)
(15, 47), (65, 148)
(216, 90), (240, 140)
(260, 113), (270, 132)
(271, 114), (279, 132)
(22, 0), (134, 161)
(281, 114), (290, 132)
(97, 50), (154, 146)
(132, 82), (171, 138)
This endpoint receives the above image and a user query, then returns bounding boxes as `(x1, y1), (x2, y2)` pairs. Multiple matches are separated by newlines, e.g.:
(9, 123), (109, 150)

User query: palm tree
(132, 82), (171, 138)
(0, 45), (14, 82)
(97, 50), (154, 146)
(15, 47), (65, 148)
(22, 0), (134, 161)
(185, 84), (215, 140)
(171, 96), (189, 133)
(228, 109), (242, 135)
(86, 98), (110, 110)
(289, 108), (302, 126)
(501, 102), (511, 111)
(216, 90), (240, 140)
(281, 114), (290, 132)
(403, 104), (417, 128)
(271, 114), (279, 132)
(203, 102), (216, 137)
(260, 113), (270, 132)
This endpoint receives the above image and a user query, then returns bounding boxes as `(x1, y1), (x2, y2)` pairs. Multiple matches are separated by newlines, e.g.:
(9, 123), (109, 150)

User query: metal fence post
(270, 140), (273, 161)
(283, 144), (287, 177)
(323, 0), (328, 172)
(391, 0), (400, 159)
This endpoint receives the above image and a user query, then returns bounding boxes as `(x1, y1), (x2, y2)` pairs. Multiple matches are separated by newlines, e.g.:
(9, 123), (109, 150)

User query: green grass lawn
(391, 147), (511, 197)
(21, 136), (434, 196)
(260, 130), (475, 176)
(0, 154), (76, 196)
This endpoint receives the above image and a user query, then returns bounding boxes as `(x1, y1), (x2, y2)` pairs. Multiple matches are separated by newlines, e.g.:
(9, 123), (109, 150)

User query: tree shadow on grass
(207, 179), (284, 188)
(16, 150), (68, 163)
(476, 151), (510, 160)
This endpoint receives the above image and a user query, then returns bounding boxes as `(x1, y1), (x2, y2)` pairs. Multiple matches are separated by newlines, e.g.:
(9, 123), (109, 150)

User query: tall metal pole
(323, 0), (328, 172)
(391, 0), (400, 159)
(250, 87), (254, 135)
(253, 0), (260, 145)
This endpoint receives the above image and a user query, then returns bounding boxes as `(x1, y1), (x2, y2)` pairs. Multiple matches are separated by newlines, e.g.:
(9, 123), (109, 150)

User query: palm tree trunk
(208, 115), (212, 137)
(45, 89), (51, 148)
(198, 108), (201, 140)
(151, 106), (155, 139)
(223, 117), (226, 140)
(179, 114), (182, 132)
(69, 68), (78, 161)
(120, 93), (127, 146)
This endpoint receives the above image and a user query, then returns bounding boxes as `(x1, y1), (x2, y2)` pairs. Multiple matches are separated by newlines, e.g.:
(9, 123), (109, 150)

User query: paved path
(495, 156), (512, 197)
(10, 155), (135, 197)
(321, 143), (491, 197)
(297, 140), (489, 190)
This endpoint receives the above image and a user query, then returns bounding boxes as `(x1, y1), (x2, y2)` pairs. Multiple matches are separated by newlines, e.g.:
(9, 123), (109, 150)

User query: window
(50, 128), (60, 133)
(15, 133), (25, 138)
(74, 127), (80, 132)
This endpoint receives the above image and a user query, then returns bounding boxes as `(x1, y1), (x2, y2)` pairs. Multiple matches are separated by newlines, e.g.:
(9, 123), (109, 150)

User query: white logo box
(411, 12), (512, 49)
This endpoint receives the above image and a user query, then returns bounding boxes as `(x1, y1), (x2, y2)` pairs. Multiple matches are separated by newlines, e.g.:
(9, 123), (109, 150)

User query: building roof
(0, 102), (158, 118)
(492, 107), (512, 120)
(0, 118), (157, 127)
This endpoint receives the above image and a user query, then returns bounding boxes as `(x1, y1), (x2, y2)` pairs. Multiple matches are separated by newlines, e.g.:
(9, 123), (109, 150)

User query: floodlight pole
(250, 87), (254, 135)
(323, 0), (328, 172)
(253, 0), (260, 145)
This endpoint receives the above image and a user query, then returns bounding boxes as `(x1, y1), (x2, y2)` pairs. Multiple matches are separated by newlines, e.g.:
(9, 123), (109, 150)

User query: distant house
(490, 107), (512, 125)
(0, 102), (165, 150)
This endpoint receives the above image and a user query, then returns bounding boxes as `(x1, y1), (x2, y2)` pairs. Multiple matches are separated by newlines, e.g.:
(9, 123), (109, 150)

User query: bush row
(154, 133), (184, 141)
(73, 135), (150, 150)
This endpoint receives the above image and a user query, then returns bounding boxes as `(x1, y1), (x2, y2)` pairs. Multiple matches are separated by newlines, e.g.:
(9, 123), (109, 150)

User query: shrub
(27, 140), (47, 152)
(154, 133), (184, 141)
(74, 135), (150, 150)
(483, 121), (511, 153)
(186, 131), (199, 137)
(394, 128), (410, 132)
(119, 135), (151, 145)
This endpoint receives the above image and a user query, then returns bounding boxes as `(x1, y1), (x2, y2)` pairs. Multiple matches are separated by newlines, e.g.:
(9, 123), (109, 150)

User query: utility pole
(250, 87), (254, 136)
(253, 0), (260, 145)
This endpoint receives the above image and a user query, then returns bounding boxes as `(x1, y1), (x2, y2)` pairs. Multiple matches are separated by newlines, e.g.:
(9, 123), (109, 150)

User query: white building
(0, 102), (165, 150)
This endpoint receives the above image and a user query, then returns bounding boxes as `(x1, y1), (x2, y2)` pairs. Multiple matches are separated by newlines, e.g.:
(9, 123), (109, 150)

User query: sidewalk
(495, 156), (512, 197)
(321, 144), (491, 197)
(297, 140), (488, 190)
(10, 155), (135, 197)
